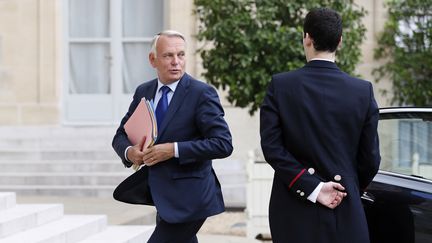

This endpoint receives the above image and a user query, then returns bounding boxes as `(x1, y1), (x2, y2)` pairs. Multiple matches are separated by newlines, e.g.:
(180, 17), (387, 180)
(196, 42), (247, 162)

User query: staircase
(0, 192), (154, 242)
(0, 126), (127, 198)
(0, 126), (246, 208)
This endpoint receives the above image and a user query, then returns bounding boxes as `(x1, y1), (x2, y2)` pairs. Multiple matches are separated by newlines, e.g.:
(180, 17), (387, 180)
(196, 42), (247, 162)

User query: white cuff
(307, 182), (323, 203)
(174, 142), (179, 158)
(124, 146), (132, 162)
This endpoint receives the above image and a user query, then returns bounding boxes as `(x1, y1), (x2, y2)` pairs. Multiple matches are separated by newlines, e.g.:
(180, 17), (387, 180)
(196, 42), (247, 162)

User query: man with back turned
(260, 8), (381, 243)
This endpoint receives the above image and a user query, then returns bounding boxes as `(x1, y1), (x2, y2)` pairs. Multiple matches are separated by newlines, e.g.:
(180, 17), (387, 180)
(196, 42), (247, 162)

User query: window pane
(379, 117), (432, 179)
(398, 121), (412, 167)
(69, 0), (110, 37)
(378, 119), (399, 172)
(413, 122), (428, 163)
(69, 44), (110, 94)
(123, 43), (156, 93)
(122, 0), (163, 37)
(428, 124), (432, 164)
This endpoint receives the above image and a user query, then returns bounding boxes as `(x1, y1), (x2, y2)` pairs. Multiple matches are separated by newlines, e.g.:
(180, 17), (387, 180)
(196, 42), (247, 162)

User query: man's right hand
(316, 181), (347, 209)
(126, 136), (146, 167)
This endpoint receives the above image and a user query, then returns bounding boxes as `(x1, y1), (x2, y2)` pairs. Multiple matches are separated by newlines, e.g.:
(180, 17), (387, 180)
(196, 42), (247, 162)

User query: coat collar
(304, 60), (339, 70)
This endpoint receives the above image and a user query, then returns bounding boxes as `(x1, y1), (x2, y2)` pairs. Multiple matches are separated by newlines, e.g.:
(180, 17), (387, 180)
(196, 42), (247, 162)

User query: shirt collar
(157, 79), (179, 93)
(309, 58), (335, 63)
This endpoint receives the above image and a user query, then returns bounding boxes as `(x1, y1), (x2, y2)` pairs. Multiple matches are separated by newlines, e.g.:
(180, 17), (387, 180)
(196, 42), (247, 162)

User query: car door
(363, 108), (432, 243)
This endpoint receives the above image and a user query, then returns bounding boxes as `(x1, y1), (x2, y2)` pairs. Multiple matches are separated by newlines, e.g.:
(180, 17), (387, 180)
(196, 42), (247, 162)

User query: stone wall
(0, 0), (59, 125)
(0, 0), (394, 164)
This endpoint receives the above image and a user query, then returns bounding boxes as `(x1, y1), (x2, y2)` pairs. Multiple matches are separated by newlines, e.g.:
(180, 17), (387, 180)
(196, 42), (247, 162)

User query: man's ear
(304, 33), (313, 47)
(338, 36), (343, 49)
(149, 53), (156, 68)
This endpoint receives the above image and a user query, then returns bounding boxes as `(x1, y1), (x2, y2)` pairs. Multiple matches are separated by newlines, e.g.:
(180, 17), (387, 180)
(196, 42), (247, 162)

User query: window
(122, 0), (163, 93)
(65, 0), (163, 123)
(69, 0), (110, 94)
(378, 112), (432, 180)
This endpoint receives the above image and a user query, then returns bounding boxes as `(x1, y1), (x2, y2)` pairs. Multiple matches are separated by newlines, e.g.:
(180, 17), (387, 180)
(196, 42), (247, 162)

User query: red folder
(124, 98), (157, 170)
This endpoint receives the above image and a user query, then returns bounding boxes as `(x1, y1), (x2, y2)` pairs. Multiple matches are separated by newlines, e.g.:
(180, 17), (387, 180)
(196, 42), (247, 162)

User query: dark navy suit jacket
(112, 73), (233, 223)
(260, 60), (380, 243)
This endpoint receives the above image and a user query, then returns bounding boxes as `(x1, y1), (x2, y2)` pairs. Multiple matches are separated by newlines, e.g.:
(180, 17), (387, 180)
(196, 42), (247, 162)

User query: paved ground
(16, 195), (264, 243)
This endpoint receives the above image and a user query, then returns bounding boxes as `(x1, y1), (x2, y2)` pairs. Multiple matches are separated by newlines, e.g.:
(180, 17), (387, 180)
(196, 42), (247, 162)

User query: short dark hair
(303, 8), (342, 52)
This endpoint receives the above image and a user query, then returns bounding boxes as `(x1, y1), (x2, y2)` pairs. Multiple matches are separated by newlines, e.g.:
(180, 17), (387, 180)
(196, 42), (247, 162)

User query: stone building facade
(0, 0), (391, 163)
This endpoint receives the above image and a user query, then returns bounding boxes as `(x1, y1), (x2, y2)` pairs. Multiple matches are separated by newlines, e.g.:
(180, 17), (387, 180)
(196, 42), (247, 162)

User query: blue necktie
(155, 86), (170, 128)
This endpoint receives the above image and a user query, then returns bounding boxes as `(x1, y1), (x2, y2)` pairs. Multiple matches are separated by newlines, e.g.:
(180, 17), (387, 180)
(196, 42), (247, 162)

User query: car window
(378, 111), (432, 180)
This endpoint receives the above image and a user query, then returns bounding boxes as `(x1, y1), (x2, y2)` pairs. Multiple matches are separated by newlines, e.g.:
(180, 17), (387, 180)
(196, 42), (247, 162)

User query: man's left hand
(142, 143), (175, 166)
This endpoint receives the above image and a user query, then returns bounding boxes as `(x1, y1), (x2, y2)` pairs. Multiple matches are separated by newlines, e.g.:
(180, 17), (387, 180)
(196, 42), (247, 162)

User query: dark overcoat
(113, 73), (233, 223)
(260, 60), (381, 243)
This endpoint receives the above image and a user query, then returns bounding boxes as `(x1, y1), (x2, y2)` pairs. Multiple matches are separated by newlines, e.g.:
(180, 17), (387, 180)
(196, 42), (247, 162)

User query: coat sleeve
(260, 78), (321, 199)
(356, 83), (381, 190)
(112, 87), (141, 167)
(177, 86), (233, 164)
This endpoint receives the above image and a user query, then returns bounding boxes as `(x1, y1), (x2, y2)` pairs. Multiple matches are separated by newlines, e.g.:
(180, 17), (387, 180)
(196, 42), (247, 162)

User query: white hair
(150, 30), (186, 56)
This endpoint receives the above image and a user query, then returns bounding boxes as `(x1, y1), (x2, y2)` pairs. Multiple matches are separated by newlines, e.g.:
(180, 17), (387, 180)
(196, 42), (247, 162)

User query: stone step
(0, 137), (112, 150)
(0, 186), (116, 198)
(80, 225), (154, 243)
(0, 204), (63, 239)
(0, 157), (247, 208)
(0, 126), (117, 139)
(215, 171), (247, 184)
(0, 215), (107, 243)
(213, 161), (247, 206)
(0, 192), (16, 211)
(213, 159), (245, 171)
(0, 173), (130, 186)
(220, 184), (246, 208)
(0, 126), (117, 151)
(0, 149), (118, 160)
(0, 184), (246, 208)
(0, 159), (246, 184)
(0, 172), (245, 186)
(0, 159), (245, 173)
(0, 160), (124, 173)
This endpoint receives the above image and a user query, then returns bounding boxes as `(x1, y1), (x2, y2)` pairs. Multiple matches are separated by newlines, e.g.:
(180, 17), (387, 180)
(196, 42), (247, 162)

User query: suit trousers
(147, 213), (206, 243)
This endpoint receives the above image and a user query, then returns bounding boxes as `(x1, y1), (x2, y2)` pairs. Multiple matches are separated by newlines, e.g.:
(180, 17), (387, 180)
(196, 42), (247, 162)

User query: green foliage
(374, 0), (432, 106)
(194, 0), (367, 114)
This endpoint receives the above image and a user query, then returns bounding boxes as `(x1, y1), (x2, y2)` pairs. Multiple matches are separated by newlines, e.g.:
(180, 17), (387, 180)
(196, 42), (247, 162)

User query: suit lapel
(143, 79), (158, 101)
(156, 74), (190, 140)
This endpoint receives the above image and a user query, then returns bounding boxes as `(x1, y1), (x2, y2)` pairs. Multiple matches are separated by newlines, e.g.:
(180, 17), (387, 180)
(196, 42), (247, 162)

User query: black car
(363, 107), (432, 243)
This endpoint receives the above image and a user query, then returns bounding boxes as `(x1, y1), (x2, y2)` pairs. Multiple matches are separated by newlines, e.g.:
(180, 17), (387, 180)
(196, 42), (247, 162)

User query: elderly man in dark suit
(260, 8), (381, 243)
(112, 30), (233, 243)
